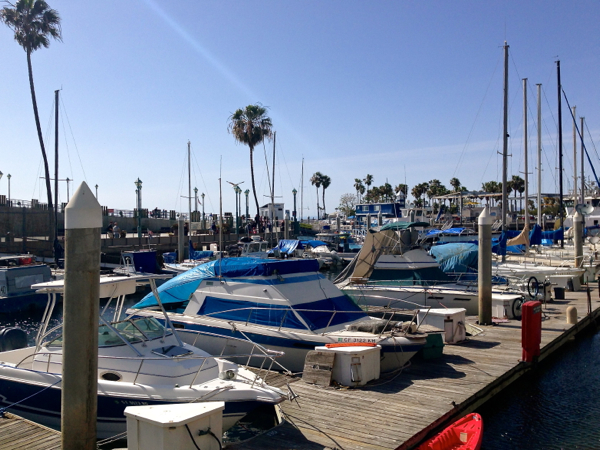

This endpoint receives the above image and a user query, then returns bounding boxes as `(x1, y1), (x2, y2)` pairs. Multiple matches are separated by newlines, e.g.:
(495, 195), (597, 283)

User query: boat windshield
(47, 317), (169, 348)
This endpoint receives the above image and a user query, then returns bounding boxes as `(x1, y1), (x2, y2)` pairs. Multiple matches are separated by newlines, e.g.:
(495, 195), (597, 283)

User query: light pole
(233, 185), (241, 233)
(292, 188), (297, 222)
(134, 178), (143, 243)
(95, 184), (98, 199)
(7, 174), (11, 205)
(66, 177), (71, 202)
(201, 193), (205, 230)
(194, 187), (198, 222)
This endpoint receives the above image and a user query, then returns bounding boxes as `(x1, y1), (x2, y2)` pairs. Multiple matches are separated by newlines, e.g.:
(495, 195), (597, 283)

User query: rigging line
(58, 106), (74, 195)
(562, 88), (600, 188)
(452, 47), (503, 178)
(262, 140), (273, 199)
(583, 120), (600, 163)
(35, 97), (55, 200)
(191, 148), (214, 212)
(274, 136), (295, 193)
(59, 94), (88, 183)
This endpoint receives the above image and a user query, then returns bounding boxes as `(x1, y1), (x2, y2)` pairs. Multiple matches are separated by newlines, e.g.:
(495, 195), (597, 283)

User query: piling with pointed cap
(62, 182), (102, 450)
(478, 206), (494, 325)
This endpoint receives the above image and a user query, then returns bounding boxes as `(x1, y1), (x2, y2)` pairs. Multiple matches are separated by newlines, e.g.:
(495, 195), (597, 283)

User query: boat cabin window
(114, 317), (168, 341)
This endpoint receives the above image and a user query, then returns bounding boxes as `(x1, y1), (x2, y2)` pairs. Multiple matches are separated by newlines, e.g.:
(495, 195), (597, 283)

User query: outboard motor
(0, 327), (28, 352)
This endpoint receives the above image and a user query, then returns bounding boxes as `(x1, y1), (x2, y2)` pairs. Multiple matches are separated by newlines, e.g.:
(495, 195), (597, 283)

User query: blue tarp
(162, 252), (177, 263)
(189, 241), (214, 260)
(430, 243), (479, 273)
(196, 295), (365, 331)
(425, 227), (472, 237)
(132, 257), (321, 309)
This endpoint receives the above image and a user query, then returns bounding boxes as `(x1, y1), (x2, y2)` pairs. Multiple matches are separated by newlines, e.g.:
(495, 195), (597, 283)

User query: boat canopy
(133, 257), (320, 309)
(425, 227), (476, 237)
(269, 239), (329, 255)
(430, 243), (479, 273)
(380, 221), (430, 231)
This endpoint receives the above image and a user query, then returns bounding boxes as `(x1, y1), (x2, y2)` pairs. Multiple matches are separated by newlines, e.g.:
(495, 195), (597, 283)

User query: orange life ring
(325, 343), (377, 348)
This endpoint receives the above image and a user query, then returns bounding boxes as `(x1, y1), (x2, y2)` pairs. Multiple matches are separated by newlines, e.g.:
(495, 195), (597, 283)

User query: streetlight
(244, 189), (250, 221)
(194, 187), (198, 221)
(134, 178), (143, 242)
(7, 174), (11, 205)
(95, 184), (98, 199)
(201, 193), (205, 229)
(292, 188), (298, 222)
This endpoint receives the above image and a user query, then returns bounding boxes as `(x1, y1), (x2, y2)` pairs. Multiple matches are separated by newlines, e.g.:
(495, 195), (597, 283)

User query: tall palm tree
(354, 178), (364, 203)
(363, 174), (373, 200)
(310, 172), (322, 219)
(1, 0), (61, 248)
(320, 174), (331, 217)
(449, 177), (461, 192)
(228, 104), (273, 216)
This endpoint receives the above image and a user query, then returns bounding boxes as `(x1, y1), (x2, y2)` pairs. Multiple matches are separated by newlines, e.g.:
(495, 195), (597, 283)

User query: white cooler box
(417, 308), (466, 344)
(314, 345), (381, 387)
(492, 297), (522, 320)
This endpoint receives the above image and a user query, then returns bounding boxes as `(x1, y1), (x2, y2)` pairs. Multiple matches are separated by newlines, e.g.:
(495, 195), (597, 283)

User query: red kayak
(418, 413), (483, 450)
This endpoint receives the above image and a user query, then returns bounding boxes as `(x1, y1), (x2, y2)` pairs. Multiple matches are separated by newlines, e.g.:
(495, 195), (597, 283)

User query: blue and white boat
(0, 275), (286, 438)
(129, 258), (427, 374)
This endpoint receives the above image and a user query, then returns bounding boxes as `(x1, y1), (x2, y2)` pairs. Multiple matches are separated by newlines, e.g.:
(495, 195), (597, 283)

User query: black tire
(512, 297), (524, 320)
(527, 276), (539, 299)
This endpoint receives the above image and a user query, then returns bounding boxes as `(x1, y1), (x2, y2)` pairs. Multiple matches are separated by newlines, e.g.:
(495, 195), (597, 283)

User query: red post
(521, 301), (542, 362)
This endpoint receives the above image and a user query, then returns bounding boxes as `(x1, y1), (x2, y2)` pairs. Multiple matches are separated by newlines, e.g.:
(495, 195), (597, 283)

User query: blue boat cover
(425, 227), (473, 237)
(133, 257), (321, 309)
(430, 243), (478, 273)
(162, 252), (177, 263)
(189, 241), (214, 260)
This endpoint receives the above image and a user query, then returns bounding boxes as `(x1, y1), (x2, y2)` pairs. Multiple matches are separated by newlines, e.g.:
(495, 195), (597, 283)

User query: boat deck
(229, 286), (600, 450)
(0, 412), (61, 449)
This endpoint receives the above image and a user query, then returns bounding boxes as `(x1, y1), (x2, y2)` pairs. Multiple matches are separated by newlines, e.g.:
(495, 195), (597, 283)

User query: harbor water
(2, 286), (600, 448)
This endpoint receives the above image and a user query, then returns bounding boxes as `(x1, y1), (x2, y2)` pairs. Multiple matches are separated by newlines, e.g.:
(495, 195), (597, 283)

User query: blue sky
(1, 0), (600, 218)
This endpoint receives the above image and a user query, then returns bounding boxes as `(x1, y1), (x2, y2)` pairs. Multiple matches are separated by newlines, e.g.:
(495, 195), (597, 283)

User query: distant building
(259, 203), (284, 220)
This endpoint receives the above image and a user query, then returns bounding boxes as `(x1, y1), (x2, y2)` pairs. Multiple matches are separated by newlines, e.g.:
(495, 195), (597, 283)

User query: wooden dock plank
(0, 413), (61, 450)
(234, 288), (600, 450)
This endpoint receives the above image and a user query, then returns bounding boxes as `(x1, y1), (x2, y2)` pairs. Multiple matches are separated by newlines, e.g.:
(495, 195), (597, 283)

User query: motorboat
(0, 275), (287, 438)
(0, 254), (52, 313)
(129, 257), (427, 374)
(334, 223), (525, 318)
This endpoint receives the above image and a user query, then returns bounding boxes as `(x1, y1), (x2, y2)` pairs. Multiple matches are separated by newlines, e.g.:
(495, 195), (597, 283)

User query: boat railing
(186, 327), (289, 380)
(14, 348), (284, 390)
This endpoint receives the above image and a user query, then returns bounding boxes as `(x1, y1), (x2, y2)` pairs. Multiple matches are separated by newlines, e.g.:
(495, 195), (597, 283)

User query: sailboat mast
(581, 117), (585, 203)
(557, 60), (564, 248)
(272, 131), (276, 245)
(572, 106), (577, 204)
(537, 83), (542, 228)
(523, 79), (529, 246)
(54, 89), (59, 266)
(188, 141), (192, 227)
(301, 157), (304, 222)
(501, 41), (509, 261)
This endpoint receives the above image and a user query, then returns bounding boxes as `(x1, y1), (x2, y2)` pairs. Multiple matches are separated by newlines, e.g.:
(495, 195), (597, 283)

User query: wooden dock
(0, 412), (61, 449)
(228, 286), (600, 450)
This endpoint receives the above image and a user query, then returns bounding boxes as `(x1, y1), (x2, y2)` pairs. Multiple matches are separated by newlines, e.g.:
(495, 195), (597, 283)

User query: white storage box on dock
(314, 345), (381, 386)
(417, 308), (466, 344)
(209, 243), (219, 252)
(124, 402), (224, 450)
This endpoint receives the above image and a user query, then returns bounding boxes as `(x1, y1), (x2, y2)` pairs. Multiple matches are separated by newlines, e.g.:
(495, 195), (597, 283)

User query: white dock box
(491, 297), (523, 320)
(124, 402), (224, 450)
(314, 345), (381, 386)
(417, 308), (466, 344)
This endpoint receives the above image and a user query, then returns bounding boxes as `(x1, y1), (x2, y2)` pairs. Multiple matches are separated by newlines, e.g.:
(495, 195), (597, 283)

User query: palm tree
(449, 177), (461, 192)
(228, 104), (273, 216)
(511, 175), (524, 212)
(310, 172), (322, 219)
(321, 174), (331, 217)
(354, 178), (364, 203)
(363, 174), (373, 200)
(1, 0), (61, 250)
